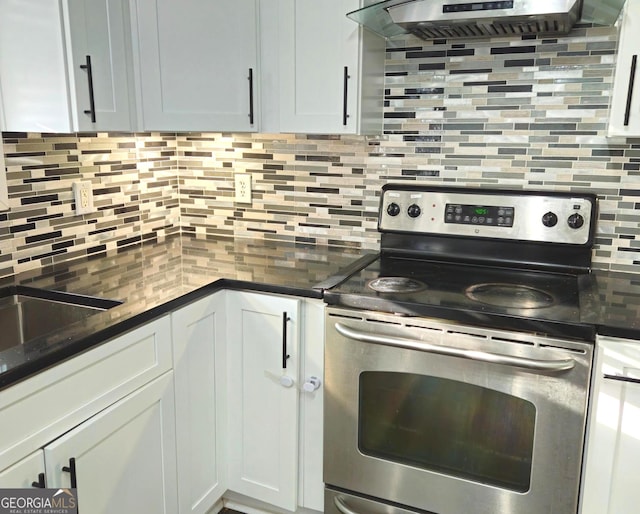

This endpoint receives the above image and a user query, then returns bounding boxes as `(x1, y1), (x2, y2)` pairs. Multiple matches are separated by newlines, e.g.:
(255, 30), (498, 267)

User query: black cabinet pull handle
(604, 373), (640, 385)
(62, 457), (78, 488)
(282, 312), (290, 369)
(31, 473), (46, 488)
(248, 68), (255, 125)
(80, 55), (97, 123)
(623, 54), (637, 127)
(342, 66), (350, 126)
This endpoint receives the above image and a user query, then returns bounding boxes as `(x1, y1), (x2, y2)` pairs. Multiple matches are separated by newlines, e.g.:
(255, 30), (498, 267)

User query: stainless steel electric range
(322, 184), (598, 514)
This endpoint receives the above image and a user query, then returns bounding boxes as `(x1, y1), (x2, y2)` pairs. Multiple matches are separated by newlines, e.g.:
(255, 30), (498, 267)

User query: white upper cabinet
(62, 0), (136, 131)
(608, 0), (640, 137)
(0, 0), (72, 132)
(0, 0), (135, 133)
(131, 0), (259, 132)
(270, 0), (385, 135)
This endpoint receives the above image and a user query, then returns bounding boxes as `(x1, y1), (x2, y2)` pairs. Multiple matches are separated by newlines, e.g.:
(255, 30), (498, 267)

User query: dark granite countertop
(1, 234), (639, 391)
(0, 236), (364, 390)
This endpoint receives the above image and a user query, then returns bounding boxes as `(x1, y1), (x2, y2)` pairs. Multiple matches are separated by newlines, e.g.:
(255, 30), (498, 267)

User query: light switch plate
(235, 174), (252, 204)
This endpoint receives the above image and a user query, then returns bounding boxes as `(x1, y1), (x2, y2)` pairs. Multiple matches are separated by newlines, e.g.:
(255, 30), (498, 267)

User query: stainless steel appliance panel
(324, 307), (593, 514)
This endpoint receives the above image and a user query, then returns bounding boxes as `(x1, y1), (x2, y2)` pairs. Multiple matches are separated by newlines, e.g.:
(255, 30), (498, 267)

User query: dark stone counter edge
(0, 278), (324, 391)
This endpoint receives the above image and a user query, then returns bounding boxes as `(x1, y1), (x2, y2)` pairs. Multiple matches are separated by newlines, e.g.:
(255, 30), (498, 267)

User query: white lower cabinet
(0, 373), (178, 513)
(581, 336), (640, 513)
(0, 451), (46, 489)
(45, 372), (178, 512)
(0, 290), (325, 514)
(226, 291), (301, 511)
(171, 292), (227, 514)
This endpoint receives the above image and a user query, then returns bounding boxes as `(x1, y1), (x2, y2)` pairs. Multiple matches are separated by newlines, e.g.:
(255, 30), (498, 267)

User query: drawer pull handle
(80, 55), (97, 123)
(248, 68), (255, 125)
(62, 457), (78, 488)
(604, 373), (640, 385)
(31, 472), (45, 488)
(282, 312), (290, 369)
(342, 66), (350, 126)
(624, 54), (637, 127)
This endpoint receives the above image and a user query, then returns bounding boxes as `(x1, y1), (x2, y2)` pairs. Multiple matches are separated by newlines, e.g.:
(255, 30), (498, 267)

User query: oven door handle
(333, 496), (361, 514)
(334, 323), (576, 372)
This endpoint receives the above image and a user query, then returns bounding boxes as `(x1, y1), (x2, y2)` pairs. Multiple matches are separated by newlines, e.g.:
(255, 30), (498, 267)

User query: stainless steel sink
(0, 286), (123, 352)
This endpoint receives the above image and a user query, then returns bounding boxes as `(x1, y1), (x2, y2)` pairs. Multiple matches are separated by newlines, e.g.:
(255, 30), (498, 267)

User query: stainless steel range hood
(348, 0), (626, 40)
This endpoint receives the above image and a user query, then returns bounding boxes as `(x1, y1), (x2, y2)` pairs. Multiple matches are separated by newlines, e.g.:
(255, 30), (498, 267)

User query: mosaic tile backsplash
(2, 24), (640, 278)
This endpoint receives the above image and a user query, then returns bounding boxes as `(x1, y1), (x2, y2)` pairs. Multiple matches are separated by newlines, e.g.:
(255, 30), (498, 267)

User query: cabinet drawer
(0, 316), (171, 471)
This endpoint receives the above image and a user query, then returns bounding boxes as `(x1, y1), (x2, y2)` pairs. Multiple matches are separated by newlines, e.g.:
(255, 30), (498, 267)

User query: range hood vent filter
(349, 0), (626, 40)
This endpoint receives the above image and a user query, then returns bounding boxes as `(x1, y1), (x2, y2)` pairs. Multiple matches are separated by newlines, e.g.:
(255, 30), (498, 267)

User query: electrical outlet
(235, 174), (252, 204)
(73, 181), (94, 215)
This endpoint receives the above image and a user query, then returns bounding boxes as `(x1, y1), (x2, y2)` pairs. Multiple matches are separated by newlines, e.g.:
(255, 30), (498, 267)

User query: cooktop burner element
(367, 277), (427, 293)
(324, 185), (599, 340)
(465, 283), (555, 309)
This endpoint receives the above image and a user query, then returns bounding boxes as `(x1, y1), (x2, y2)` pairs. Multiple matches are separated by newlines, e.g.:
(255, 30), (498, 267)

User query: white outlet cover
(73, 181), (94, 215)
(235, 174), (252, 204)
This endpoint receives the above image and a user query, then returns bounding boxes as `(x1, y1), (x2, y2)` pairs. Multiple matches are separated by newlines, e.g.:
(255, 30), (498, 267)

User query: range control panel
(379, 185), (597, 245)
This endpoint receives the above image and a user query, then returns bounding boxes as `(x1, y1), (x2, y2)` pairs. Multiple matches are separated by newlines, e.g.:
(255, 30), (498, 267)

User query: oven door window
(358, 372), (535, 492)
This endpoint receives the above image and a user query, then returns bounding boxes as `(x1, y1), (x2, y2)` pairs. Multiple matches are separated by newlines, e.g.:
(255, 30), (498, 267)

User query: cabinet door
(0, 0), (72, 132)
(63, 0), (135, 131)
(278, 0), (361, 134)
(0, 451), (46, 489)
(44, 372), (178, 514)
(608, 0), (640, 137)
(581, 337), (640, 513)
(132, 0), (259, 131)
(172, 293), (227, 514)
(226, 291), (300, 511)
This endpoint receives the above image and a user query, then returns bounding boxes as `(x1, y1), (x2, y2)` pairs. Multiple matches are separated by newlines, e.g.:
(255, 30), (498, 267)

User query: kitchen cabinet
(172, 292), (227, 514)
(608, 0), (640, 137)
(0, 451), (45, 489)
(271, 0), (385, 135)
(45, 372), (178, 513)
(0, 316), (173, 488)
(0, 0), (135, 132)
(131, 0), (259, 132)
(0, 374), (177, 513)
(580, 336), (640, 514)
(226, 291), (301, 511)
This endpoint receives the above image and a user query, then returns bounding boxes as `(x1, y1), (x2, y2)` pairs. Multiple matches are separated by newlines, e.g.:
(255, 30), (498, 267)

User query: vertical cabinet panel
(276, 0), (385, 134)
(226, 291), (300, 511)
(63, 0), (136, 131)
(0, 0), (72, 132)
(44, 373), (178, 514)
(132, 0), (259, 131)
(608, 0), (640, 137)
(581, 337), (640, 513)
(172, 293), (227, 514)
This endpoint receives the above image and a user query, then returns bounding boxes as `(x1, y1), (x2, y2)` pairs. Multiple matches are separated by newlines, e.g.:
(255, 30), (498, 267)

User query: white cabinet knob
(303, 376), (321, 392)
(280, 375), (295, 388)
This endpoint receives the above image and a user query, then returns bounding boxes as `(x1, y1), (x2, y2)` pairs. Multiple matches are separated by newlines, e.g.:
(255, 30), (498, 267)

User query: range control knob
(542, 212), (558, 227)
(407, 204), (422, 218)
(386, 203), (401, 217)
(567, 213), (585, 229)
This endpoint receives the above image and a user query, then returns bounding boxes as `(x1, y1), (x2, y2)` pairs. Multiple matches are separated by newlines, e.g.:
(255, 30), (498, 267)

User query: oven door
(324, 307), (593, 514)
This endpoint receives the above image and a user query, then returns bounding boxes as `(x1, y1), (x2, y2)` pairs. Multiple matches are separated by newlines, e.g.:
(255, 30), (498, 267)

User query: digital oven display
(445, 204), (514, 227)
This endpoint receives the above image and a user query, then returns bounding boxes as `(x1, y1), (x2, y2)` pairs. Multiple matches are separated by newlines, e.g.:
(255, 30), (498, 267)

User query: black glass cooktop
(324, 255), (596, 341)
